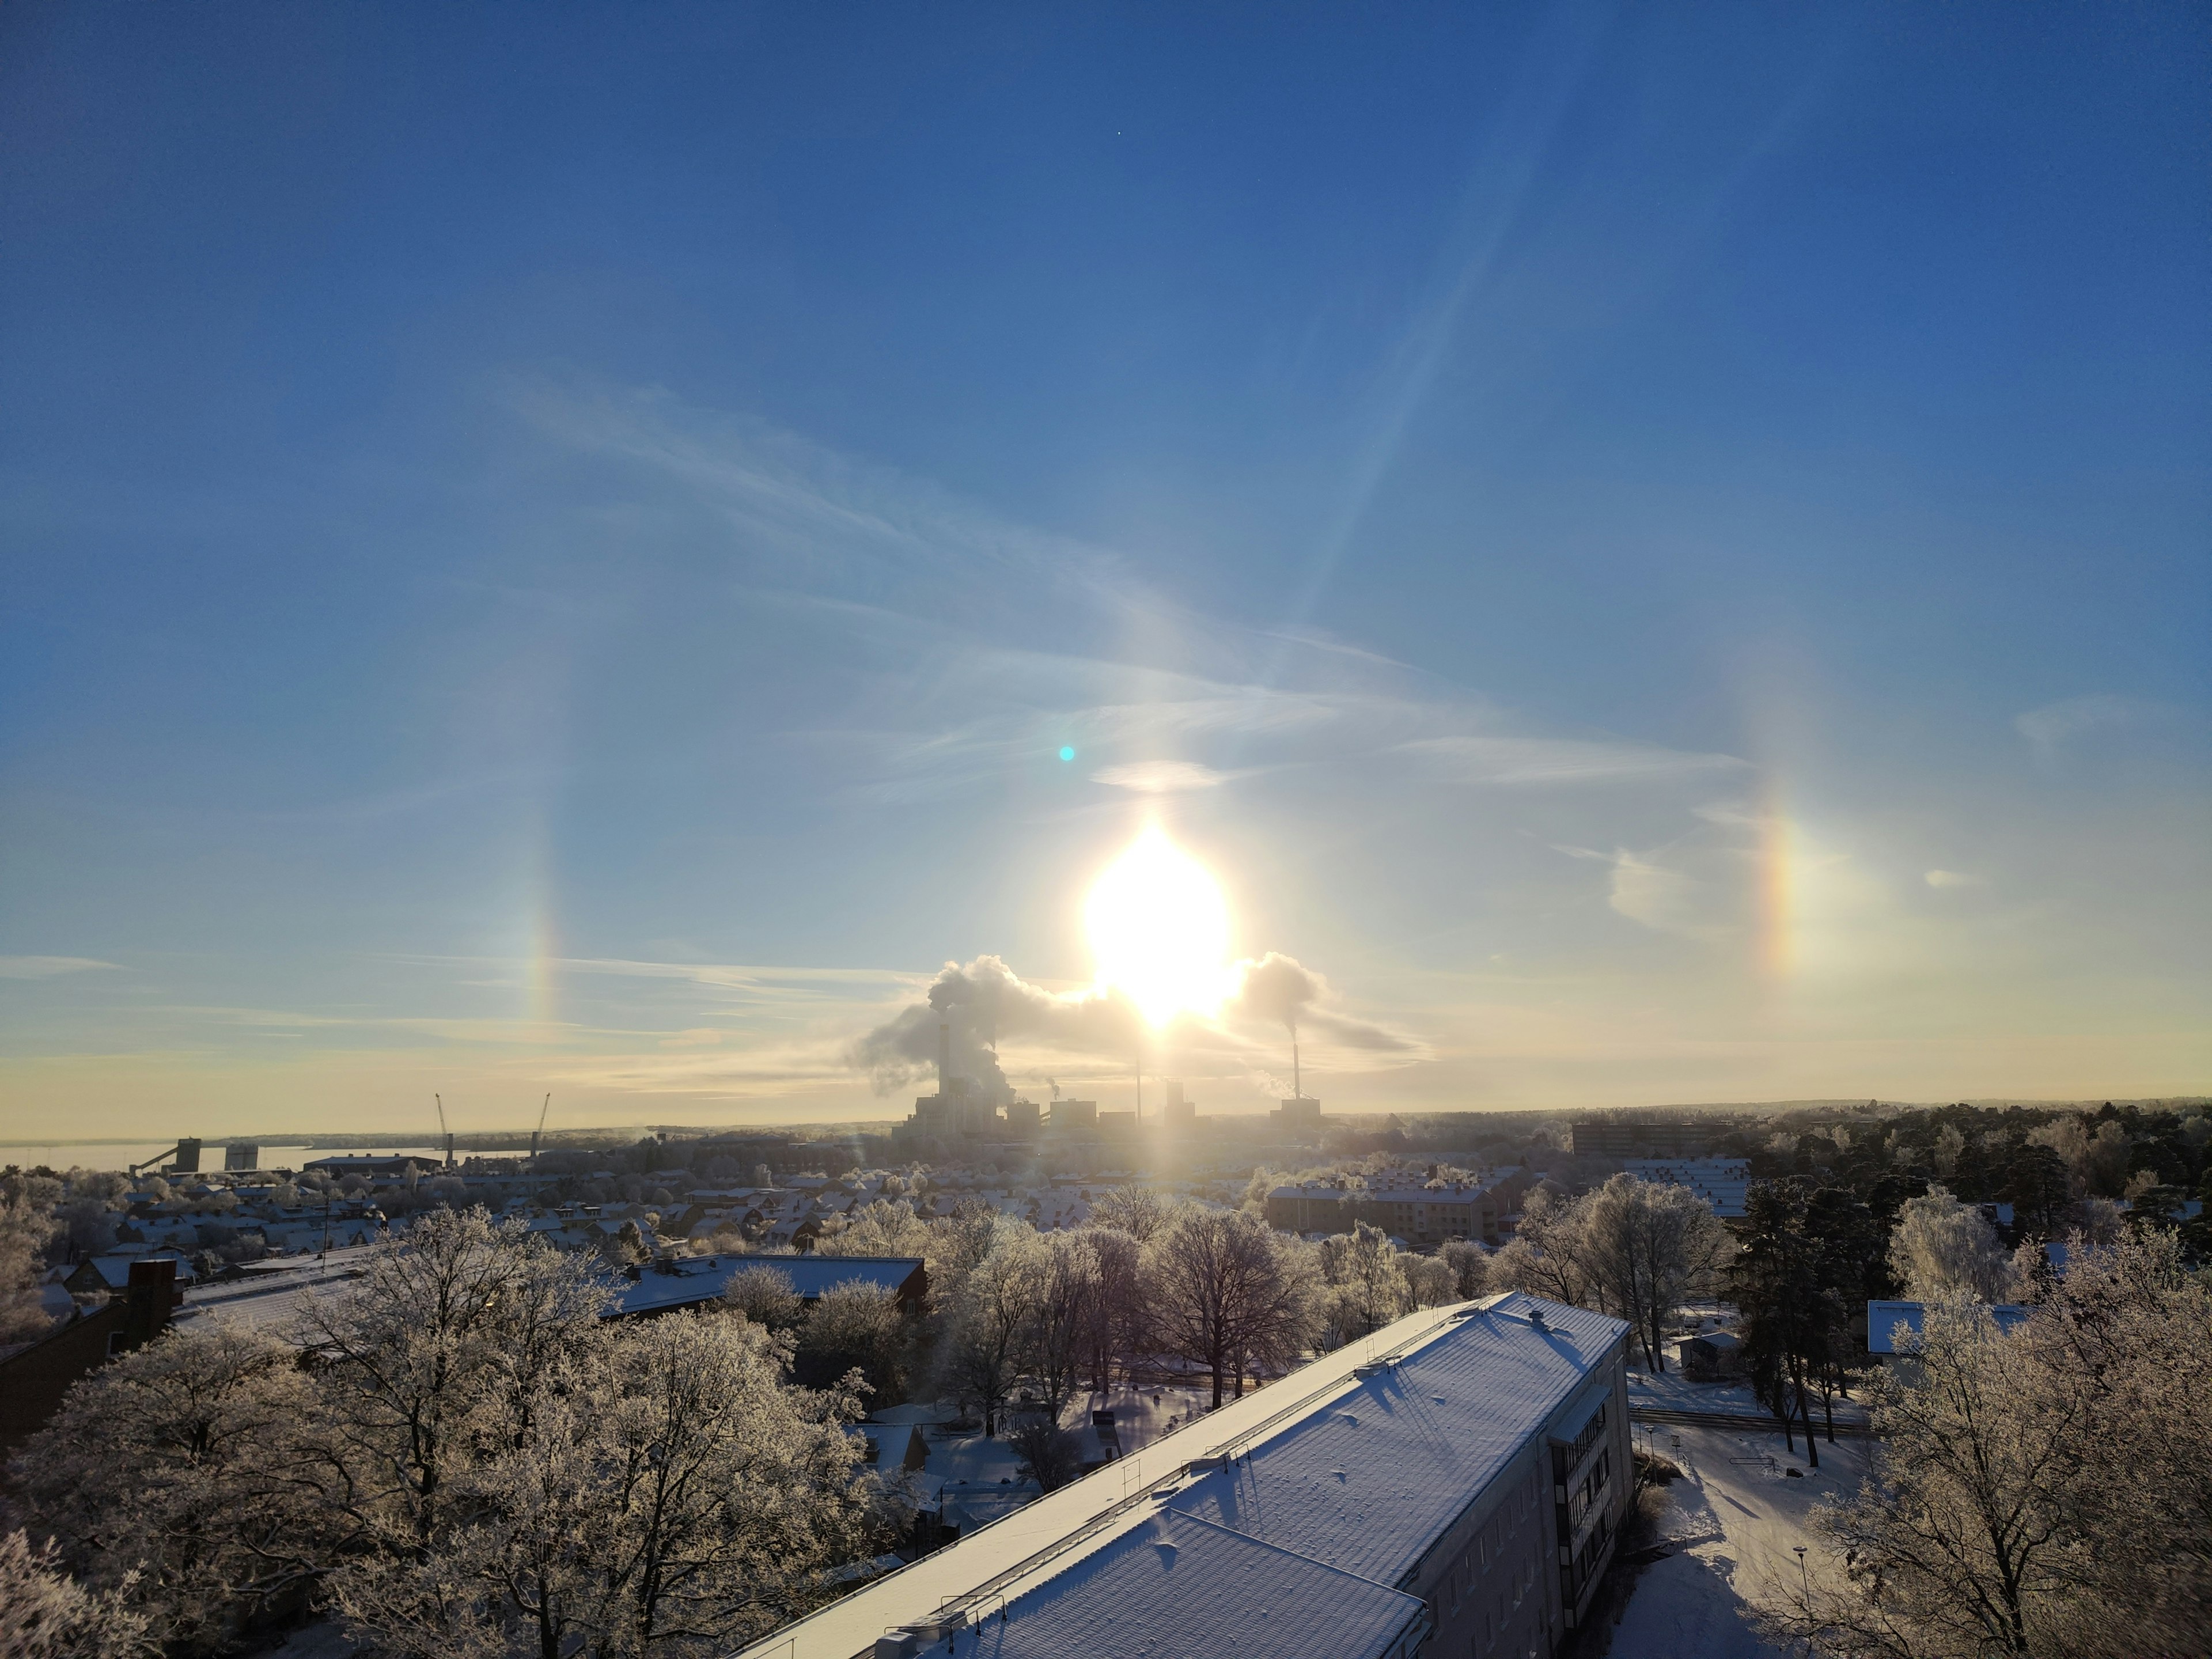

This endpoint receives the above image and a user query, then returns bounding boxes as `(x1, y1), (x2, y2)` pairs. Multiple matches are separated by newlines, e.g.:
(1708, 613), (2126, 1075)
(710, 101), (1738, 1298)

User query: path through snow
(1608, 1416), (1869, 1658)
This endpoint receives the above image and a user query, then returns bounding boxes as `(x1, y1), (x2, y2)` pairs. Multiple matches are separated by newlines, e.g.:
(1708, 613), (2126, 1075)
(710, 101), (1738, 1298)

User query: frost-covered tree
(1403, 1252), (1457, 1309)
(1088, 1184), (1175, 1243)
(1577, 1175), (1733, 1372)
(1440, 1238), (1490, 1301)
(814, 1199), (933, 1259)
(295, 1207), (610, 1552)
(1786, 1301), (2078, 1657)
(722, 1264), (802, 1331)
(0, 1194), (56, 1347)
(1317, 1222), (1410, 1341)
(1888, 1185), (2018, 1303)
(935, 1225), (1039, 1434)
(52, 1197), (118, 1261)
(1147, 1209), (1309, 1405)
(0, 1529), (150, 1659)
(1018, 1229), (1098, 1422)
(923, 1204), (1023, 1315)
(792, 1279), (906, 1402)
(335, 1313), (889, 1659)
(1770, 1234), (2212, 1659)
(1074, 1224), (1143, 1393)
(1932, 1124), (1965, 1178)
(2025, 1116), (2133, 1200)
(9, 1324), (339, 1653)
(2028, 1232), (2212, 1657)
(1485, 1187), (1601, 1312)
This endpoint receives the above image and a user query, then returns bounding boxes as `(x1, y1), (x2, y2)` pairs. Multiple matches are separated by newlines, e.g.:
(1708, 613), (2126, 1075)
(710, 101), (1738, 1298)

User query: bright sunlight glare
(1085, 824), (1232, 1027)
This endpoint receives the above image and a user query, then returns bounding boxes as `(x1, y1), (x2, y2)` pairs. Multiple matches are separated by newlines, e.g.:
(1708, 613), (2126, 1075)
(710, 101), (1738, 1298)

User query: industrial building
(1271, 1094), (1323, 1131)
(732, 1291), (1631, 1659)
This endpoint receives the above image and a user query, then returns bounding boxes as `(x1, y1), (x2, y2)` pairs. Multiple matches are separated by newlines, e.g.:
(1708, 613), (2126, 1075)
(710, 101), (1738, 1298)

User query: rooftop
(733, 1291), (1626, 1659)
(607, 1253), (923, 1317)
(1866, 1298), (2031, 1354)
(913, 1506), (1426, 1659)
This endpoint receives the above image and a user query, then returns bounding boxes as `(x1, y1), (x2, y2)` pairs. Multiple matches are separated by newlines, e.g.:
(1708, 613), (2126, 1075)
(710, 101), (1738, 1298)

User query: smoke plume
(1228, 952), (1414, 1052)
(845, 955), (1139, 1101)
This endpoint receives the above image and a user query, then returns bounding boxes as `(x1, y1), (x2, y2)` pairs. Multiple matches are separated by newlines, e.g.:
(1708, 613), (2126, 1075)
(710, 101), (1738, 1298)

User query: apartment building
(732, 1291), (1633, 1659)
(1266, 1167), (1530, 1246)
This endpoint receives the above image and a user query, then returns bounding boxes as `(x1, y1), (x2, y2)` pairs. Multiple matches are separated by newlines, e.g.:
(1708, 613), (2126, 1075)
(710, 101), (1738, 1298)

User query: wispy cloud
(2014, 694), (2169, 758)
(1090, 761), (1239, 793)
(1399, 734), (1747, 787)
(0, 956), (120, 980)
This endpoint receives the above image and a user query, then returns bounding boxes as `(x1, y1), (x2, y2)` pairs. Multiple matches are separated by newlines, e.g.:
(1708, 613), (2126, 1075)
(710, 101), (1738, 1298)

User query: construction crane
(435, 1093), (453, 1169)
(530, 1093), (552, 1164)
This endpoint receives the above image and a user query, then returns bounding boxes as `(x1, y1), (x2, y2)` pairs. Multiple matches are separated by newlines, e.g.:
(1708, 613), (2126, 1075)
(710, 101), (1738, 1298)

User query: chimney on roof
(121, 1258), (178, 1352)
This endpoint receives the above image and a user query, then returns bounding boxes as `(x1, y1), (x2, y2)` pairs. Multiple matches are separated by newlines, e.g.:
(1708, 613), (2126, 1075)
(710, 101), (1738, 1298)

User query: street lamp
(1794, 1544), (1810, 1601)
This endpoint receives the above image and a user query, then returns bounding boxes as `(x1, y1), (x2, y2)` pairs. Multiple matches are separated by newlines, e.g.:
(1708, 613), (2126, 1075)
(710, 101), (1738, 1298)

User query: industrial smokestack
(937, 1020), (951, 1095)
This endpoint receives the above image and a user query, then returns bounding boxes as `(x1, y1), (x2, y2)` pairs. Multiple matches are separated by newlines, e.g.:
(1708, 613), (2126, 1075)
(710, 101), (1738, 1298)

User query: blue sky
(3, 3), (2206, 1137)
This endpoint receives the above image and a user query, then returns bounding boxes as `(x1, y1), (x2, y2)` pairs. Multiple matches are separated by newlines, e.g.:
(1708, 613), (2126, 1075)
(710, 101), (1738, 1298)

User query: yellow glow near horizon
(1085, 824), (1232, 1027)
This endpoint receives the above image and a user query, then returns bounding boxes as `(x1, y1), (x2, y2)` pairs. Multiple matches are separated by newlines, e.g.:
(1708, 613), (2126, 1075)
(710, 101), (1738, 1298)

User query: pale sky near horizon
(3, 4), (2207, 1141)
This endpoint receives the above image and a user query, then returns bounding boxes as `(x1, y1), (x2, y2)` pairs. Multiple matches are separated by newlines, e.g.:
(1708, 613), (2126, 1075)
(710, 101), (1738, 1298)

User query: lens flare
(1085, 824), (1231, 1026)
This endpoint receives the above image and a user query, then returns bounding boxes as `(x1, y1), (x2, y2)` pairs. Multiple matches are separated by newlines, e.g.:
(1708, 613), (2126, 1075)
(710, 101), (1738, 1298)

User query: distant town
(3, 1093), (2206, 1658)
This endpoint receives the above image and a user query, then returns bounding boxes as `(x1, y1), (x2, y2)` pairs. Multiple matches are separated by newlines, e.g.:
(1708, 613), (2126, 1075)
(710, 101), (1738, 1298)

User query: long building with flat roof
(735, 1291), (1632, 1659)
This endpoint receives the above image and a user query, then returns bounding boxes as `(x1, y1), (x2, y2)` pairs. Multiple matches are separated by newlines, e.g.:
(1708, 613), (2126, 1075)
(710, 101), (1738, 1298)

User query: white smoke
(847, 950), (1416, 1103)
(1228, 951), (1413, 1052)
(845, 955), (1141, 1102)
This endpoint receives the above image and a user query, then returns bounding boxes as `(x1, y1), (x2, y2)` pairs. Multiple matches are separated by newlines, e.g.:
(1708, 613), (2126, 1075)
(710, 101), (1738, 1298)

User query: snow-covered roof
(1618, 1159), (1751, 1217)
(1169, 1293), (1624, 1587)
(730, 1292), (1624, 1659)
(73, 1252), (196, 1289)
(907, 1507), (1425, 1659)
(605, 1253), (923, 1317)
(1866, 1299), (2031, 1354)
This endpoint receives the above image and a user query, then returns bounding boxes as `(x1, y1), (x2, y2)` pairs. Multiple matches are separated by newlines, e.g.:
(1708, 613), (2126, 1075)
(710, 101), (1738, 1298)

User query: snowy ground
(1070, 1380), (1217, 1451)
(908, 1382), (1217, 1485)
(1606, 1416), (1869, 1658)
(1628, 1357), (1872, 1428)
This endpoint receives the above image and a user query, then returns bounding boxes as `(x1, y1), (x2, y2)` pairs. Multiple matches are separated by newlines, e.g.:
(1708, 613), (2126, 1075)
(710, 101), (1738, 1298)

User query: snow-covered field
(1607, 1416), (1870, 1658)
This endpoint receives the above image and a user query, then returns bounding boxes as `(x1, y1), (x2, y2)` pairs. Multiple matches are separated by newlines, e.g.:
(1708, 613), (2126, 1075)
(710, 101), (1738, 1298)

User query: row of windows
(1467, 1551), (1539, 1656)
(1444, 1464), (1544, 1617)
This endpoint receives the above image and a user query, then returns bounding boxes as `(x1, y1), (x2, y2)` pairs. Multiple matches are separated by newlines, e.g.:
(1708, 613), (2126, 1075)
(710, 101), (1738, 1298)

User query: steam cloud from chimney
(847, 950), (1415, 1100)
(845, 955), (1142, 1103)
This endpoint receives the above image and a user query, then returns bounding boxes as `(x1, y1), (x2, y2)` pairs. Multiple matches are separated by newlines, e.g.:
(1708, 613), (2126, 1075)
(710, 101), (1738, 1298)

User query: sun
(1085, 824), (1232, 1027)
